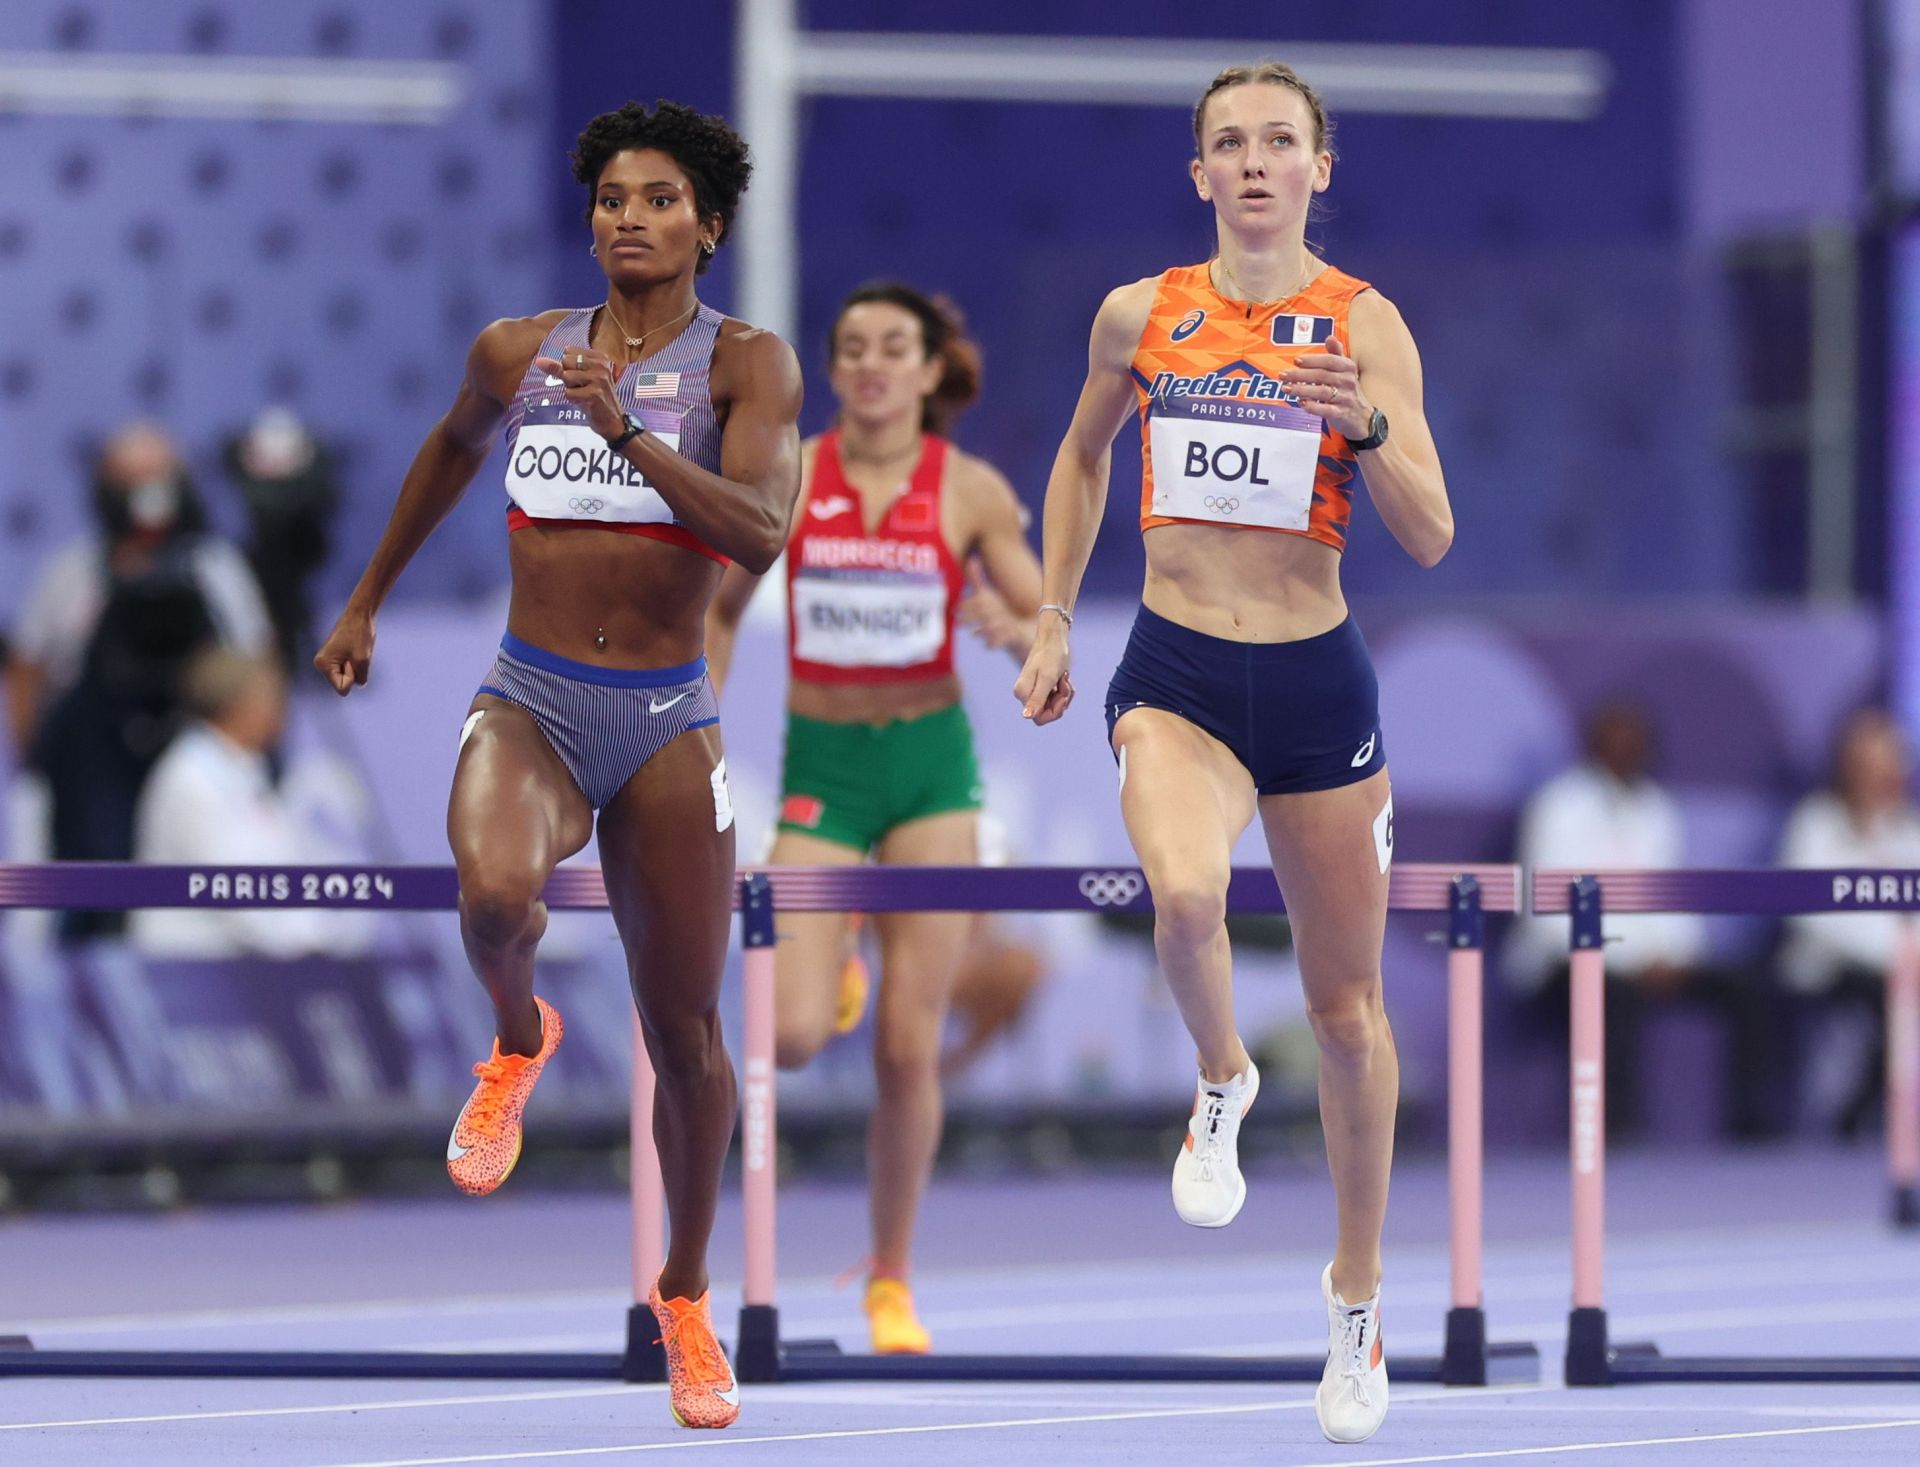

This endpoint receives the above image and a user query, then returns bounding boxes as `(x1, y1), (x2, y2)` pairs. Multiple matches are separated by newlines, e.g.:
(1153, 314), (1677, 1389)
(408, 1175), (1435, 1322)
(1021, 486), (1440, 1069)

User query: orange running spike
(446, 996), (562, 1196)
(649, 1282), (741, 1428)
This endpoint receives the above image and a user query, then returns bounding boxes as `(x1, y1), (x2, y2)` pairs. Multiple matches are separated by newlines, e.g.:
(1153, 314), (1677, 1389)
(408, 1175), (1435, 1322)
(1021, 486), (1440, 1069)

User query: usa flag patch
(1271, 314), (1334, 346)
(632, 373), (680, 399)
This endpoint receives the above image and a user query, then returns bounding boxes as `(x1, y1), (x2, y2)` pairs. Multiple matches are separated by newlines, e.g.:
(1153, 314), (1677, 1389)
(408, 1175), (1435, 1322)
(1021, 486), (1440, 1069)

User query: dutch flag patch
(1271, 314), (1335, 346)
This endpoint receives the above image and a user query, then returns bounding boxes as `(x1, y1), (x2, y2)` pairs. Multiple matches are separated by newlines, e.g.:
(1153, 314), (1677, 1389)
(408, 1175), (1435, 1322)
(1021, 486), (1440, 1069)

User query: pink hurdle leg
(1448, 946), (1485, 1314)
(631, 1011), (664, 1300)
(621, 1010), (667, 1381)
(1890, 922), (1920, 1226)
(1562, 873), (1612, 1386)
(741, 943), (779, 1309)
(1570, 946), (1607, 1312)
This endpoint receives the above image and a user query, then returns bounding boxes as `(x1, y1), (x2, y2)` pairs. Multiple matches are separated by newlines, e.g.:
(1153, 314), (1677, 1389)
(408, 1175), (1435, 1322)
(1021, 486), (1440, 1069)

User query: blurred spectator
(5, 424), (273, 942)
(222, 407), (341, 677)
(5, 423), (271, 751)
(132, 649), (368, 959)
(1777, 708), (1920, 1137)
(1506, 700), (1781, 1140)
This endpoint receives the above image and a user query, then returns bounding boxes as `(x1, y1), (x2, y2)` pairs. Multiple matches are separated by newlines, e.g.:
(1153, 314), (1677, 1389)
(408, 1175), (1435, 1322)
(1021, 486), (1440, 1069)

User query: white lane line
(0, 1384), (653, 1433)
(1289, 1415), (1920, 1466)
(305, 1386), (1549, 1466)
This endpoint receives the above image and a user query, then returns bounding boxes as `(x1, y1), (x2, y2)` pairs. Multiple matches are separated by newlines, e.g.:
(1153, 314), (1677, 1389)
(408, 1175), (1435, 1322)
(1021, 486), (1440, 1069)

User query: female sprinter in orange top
(316, 102), (803, 1430)
(707, 283), (1041, 1353)
(1014, 63), (1452, 1445)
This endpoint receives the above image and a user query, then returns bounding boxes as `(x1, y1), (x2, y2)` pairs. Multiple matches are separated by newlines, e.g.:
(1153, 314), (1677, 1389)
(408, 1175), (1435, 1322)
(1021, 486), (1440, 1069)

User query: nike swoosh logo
(447, 1128), (471, 1162)
(809, 496), (854, 519)
(650, 691), (692, 714)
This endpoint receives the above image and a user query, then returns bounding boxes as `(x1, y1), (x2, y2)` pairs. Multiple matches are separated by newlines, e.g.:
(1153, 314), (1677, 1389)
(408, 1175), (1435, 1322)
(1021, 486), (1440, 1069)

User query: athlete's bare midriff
(1142, 522), (1347, 642)
(507, 528), (721, 668)
(786, 673), (962, 725)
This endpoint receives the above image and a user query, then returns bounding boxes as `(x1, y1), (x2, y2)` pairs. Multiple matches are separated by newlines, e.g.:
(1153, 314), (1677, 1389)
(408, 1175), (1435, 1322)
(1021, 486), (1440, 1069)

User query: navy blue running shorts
(1104, 605), (1385, 796)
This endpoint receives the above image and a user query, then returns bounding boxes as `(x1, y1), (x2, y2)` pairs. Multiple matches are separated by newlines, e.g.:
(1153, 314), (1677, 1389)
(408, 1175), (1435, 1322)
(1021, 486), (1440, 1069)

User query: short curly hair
(571, 100), (752, 276)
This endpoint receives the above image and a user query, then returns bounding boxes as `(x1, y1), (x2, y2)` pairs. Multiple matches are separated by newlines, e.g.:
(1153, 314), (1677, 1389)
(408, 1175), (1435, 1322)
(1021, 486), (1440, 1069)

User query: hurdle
(0, 859), (1535, 1385)
(1536, 869), (1920, 1387)
(690, 862), (1538, 1386)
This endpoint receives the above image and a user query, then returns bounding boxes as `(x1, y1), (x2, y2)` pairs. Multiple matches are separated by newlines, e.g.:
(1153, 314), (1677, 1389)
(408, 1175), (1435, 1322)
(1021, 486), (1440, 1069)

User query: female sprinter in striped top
(707, 283), (1042, 1354)
(316, 101), (802, 1430)
(1014, 63), (1453, 1445)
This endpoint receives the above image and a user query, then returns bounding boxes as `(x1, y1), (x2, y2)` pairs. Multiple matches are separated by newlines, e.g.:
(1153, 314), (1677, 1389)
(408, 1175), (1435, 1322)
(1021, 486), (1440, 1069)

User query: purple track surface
(4, 1148), (1919, 1464)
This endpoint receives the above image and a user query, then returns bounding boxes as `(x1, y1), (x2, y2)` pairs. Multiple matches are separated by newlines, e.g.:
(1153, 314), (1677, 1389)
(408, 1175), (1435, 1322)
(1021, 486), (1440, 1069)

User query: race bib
(505, 396), (682, 524)
(1147, 394), (1321, 531)
(792, 574), (948, 667)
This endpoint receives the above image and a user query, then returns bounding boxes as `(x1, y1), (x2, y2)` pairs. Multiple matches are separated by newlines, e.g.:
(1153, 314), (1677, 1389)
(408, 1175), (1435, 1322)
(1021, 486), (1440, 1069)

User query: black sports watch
(1349, 407), (1389, 452)
(606, 412), (645, 450)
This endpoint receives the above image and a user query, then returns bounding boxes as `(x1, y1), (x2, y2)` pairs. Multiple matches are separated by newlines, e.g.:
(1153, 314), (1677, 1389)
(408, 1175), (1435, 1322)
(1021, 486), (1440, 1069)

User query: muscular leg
(447, 697), (593, 1057)
(868, 810), (977, 1277)
(597, 723), (736, 1302)
(1261, 769), (1396, 1304)
(1112, 709), (1257, 1083)
(767, 830), (865, 1068)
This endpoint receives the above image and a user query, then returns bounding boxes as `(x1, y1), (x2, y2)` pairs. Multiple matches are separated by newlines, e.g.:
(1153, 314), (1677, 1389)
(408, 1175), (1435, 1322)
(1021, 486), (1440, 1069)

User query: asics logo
(1203, 496), (1240, 515)
(1351, 732), (1377, 767)
(810, 494), (855, 519)
(568, 496), (605, 513)
(1078, 870), (1145, 907)
(1171, 308), (1206, 343)
(650, 690), (692, 714)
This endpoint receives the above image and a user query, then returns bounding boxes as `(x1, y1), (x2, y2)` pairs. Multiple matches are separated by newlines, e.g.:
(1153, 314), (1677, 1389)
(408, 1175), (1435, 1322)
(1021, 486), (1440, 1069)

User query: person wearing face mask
(6, 423), (271, 754)
(5, 424), (272, 943)
(704, 282), (1043, 1355)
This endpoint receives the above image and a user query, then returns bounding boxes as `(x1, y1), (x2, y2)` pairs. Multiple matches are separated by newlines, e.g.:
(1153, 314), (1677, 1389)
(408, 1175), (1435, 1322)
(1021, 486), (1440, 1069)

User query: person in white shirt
(133, 649), (365, 959)
(1507, 700), (1780, 1140)
(1777, 708), (1920, 1136)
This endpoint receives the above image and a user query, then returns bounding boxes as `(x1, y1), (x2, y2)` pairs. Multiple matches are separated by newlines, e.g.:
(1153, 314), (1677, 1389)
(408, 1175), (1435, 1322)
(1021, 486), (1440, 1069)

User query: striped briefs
(477, 632), (719, 809)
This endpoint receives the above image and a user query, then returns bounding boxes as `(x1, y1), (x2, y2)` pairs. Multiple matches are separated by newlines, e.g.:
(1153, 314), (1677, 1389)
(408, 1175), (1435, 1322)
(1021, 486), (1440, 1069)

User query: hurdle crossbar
(0, 860), (1531, 1385)
(1534, 868), (1920, 1387)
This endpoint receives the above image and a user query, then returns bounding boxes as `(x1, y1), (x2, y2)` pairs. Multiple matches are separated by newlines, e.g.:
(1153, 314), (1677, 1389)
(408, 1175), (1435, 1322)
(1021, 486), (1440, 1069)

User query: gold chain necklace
(603, 298), (697, 358)
(1213, 253), (1314, 307)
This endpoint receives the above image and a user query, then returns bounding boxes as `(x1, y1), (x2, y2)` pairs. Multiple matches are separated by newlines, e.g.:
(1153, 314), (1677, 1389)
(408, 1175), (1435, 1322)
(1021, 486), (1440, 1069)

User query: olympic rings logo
(1204, 496), (1240, 515)
(569, 497), (606, 513)
(1078, 870), (1145, 907)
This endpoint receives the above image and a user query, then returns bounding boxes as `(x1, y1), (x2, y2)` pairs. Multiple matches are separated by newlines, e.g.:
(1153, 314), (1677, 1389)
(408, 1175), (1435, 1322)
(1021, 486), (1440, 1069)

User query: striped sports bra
(501, 302), (727, 564)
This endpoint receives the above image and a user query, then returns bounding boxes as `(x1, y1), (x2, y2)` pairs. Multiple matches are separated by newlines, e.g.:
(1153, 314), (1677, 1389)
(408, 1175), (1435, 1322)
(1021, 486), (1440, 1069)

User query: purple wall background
(2, 0), (1875, 618)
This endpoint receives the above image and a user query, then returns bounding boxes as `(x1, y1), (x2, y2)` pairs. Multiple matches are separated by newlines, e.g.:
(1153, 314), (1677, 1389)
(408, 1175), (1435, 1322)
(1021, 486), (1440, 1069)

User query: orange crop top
(1130, 260), (1371, 552)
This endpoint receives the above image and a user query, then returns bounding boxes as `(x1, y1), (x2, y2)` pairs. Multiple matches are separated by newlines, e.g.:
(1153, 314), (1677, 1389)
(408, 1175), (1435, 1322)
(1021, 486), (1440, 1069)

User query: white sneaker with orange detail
(1170, 1061), (1258, 1227)
(1316, 1262), (1388, 1443)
